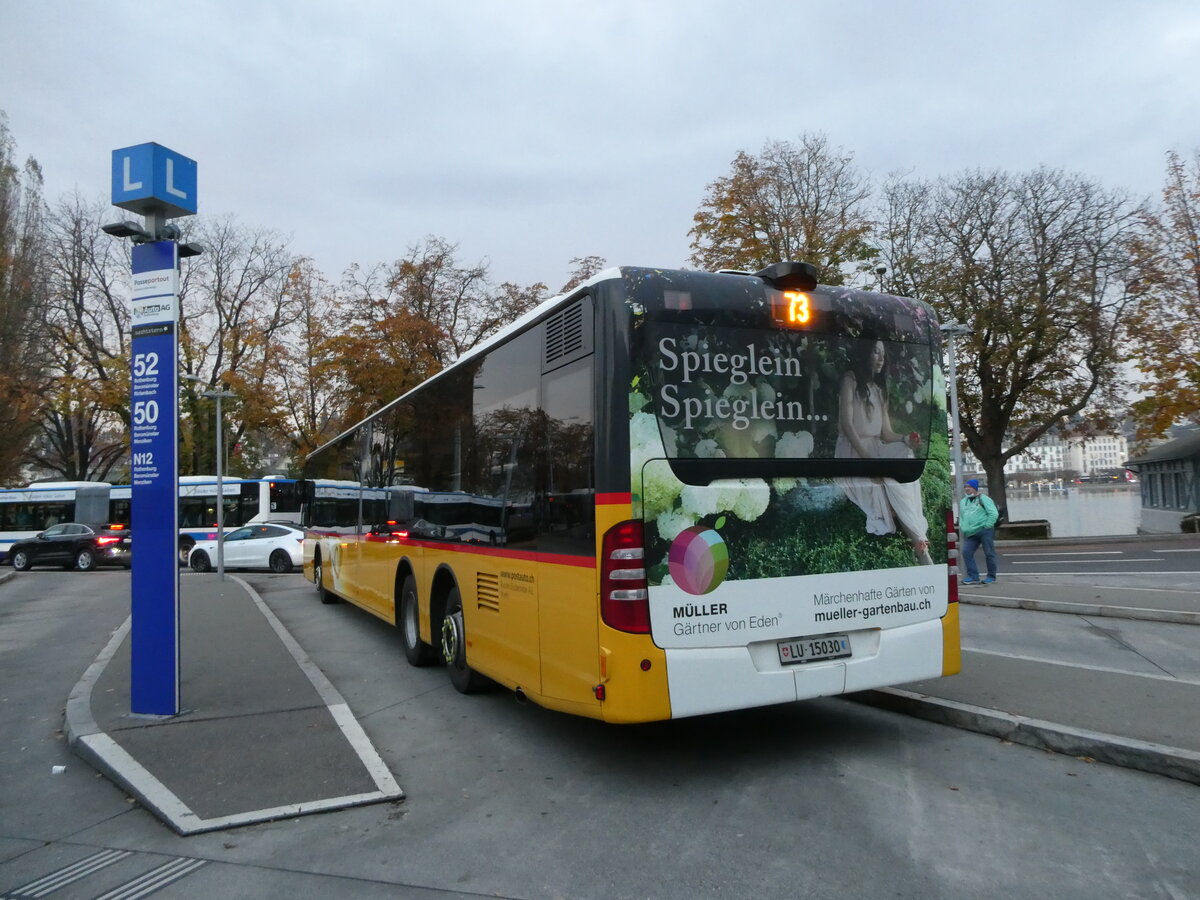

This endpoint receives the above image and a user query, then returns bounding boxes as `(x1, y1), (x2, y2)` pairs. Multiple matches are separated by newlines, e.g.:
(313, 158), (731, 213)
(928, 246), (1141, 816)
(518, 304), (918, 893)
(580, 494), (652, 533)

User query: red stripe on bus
(367, 537), (597, 569)
(596, 492), (632, 505)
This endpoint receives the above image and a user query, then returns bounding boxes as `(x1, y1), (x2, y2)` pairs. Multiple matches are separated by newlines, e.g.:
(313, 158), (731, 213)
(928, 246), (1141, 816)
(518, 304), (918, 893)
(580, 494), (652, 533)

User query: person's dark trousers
(962, 527), (998, 581)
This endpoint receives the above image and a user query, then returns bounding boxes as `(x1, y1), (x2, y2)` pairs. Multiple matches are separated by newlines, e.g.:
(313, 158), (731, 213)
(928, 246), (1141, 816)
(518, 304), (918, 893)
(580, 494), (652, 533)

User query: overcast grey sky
(3, 1), (1198, 291)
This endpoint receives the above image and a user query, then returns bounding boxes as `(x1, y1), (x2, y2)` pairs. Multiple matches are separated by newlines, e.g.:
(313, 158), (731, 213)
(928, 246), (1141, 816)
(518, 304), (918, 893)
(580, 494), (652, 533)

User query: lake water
(1004, 486), (1141, 538)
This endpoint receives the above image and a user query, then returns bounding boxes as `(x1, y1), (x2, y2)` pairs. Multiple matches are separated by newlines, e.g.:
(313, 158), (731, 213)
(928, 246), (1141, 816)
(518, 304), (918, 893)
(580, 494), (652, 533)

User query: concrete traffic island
(65, 575), (403, 835)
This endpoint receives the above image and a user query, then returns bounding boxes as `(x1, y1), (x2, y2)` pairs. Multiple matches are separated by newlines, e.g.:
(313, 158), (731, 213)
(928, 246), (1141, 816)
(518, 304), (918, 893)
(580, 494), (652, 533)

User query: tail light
(97, 536), (121, 546)
(600, 520), (650, 633)
(946, 509), (959, 604)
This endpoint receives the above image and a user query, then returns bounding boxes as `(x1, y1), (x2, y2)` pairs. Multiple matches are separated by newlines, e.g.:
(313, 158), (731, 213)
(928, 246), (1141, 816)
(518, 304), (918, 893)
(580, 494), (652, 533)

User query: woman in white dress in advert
(836, 338), (934, 565)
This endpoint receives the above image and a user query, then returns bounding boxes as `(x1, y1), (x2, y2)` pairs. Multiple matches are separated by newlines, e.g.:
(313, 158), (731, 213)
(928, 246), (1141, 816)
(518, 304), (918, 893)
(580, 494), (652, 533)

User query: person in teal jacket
(959, 479), (999, 584)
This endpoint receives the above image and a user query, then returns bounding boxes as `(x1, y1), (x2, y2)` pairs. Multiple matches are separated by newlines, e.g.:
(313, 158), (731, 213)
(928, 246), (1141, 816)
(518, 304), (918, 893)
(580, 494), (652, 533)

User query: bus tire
(440, 585), (489, 693)
(269, 550), (293, 574)
(190, 550), (212, 573)
(178, 538), (194, 566)
(400, 575), (437, 667)
(12, 550), (31, 571)
(314, 554), (337, 604)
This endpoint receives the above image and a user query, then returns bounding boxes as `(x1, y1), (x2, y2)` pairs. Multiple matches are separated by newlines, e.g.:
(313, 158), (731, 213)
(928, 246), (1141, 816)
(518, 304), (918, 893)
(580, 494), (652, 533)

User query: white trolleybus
(0, 482), (114, 563)
(302, 262), (960, 723)
(1, 476), (301, 564)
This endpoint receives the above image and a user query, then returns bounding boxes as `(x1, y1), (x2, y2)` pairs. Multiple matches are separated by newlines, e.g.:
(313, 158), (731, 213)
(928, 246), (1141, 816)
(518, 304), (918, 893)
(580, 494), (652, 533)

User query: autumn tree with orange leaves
(689, 133), (875, 282)
(1127, 149), (1200, 444)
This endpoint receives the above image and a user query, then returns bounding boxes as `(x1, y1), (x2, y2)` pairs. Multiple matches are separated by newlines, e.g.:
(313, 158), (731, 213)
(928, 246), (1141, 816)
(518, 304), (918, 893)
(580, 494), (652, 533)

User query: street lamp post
(183, 375), (236, 580)
(939, 322), (973, 508)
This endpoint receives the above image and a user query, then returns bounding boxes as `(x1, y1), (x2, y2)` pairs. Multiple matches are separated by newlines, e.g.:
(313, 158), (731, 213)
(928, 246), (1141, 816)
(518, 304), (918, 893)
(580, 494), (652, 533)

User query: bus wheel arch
(397, 561), (436, 667)
(432, 567), (489, 693)
(313, 547), (337, 604)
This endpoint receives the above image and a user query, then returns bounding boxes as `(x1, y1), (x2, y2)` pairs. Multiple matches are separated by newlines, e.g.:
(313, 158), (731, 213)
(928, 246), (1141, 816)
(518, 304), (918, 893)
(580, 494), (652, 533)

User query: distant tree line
(1, 113), (1196, 514)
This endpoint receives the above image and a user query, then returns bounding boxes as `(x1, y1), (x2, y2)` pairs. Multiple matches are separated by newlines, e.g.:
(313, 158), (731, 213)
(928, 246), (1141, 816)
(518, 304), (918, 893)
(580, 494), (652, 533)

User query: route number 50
(133, 400), (159, 425)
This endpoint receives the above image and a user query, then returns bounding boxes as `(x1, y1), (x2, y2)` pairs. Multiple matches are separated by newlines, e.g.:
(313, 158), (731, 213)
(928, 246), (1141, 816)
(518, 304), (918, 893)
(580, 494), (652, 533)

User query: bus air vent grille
(542, 299), (592, 372)
(476, 572), (501, 612)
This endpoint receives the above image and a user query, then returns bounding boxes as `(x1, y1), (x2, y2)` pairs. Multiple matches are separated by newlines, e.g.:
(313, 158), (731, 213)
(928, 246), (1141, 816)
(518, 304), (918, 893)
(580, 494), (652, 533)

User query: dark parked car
(9, 522), (132, 571)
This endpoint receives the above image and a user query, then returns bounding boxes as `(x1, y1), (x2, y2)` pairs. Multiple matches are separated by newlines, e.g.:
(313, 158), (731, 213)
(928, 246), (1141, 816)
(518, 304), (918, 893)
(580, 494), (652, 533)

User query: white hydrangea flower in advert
(775, 431), (813, 459)
(729, 479), (770, 521)
(680, 484), (720, 518)
(905, 400), (914, 414)
(630, 412), (665, 472)
(656, 508), (695, 542)
(773, 478), (799, 495)
(932, 365), (947, 411)
(749, 383), (779, 446)
(703, 478), (769, 522)
(659, 421), (679, 457)
(694, 439), (726, 459)
(641, 461), (684, 521)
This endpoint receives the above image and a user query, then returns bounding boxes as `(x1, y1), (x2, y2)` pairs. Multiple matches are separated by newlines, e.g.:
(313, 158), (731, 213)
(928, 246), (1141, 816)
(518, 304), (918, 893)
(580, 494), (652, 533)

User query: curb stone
(848, 688), (1200, 786)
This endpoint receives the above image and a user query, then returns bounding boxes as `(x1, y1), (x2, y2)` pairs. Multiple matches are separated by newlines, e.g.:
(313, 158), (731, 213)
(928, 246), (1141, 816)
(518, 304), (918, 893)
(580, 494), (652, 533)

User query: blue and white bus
(1, 476), (301, 564)
(0, 482), (114, 563)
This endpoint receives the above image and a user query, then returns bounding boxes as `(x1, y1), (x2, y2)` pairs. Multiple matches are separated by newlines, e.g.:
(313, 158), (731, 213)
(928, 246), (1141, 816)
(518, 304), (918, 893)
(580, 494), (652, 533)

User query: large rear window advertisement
(629, 305), (951, 592)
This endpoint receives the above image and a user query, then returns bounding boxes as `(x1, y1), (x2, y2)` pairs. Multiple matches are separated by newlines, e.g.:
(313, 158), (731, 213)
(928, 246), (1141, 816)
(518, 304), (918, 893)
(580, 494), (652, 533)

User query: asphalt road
(2, 566), (1199, 898)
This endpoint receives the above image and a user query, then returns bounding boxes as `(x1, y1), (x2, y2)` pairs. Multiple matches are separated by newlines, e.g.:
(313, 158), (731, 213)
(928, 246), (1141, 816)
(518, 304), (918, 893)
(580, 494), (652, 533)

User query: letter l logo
(123, 157), (143, 191)
(166, 159), (187, 199)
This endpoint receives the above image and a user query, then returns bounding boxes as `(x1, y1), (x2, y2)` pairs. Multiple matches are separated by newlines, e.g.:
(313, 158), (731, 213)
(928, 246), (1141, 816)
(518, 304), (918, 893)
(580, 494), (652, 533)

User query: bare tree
(273, 258), (350, 465)
(32, 193), (131, 480)
(0, 112), (49, 484)
(689, 133), (876, 282)
(879, 168), (1141, 512)
(178, 215), (299, 475)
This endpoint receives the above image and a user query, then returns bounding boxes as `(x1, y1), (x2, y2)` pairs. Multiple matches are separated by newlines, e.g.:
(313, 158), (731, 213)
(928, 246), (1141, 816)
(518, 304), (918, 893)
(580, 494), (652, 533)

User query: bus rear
(597, 264), (959, 720)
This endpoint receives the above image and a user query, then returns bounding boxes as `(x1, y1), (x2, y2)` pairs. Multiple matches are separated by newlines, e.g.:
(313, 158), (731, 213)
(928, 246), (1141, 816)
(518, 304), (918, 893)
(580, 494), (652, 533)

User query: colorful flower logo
(668, 525), (730, 595)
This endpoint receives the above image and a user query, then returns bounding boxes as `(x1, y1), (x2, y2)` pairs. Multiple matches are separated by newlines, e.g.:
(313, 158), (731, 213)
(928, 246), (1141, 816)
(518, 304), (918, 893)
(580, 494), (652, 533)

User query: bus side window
(539, 356), (595, 555)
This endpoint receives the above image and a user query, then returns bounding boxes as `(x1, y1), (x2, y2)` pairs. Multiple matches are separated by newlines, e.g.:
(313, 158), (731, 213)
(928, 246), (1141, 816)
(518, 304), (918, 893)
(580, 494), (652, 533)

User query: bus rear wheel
(400, 575), (437, 666)
(440, 586), (489, 693)
(314, 555), (337, 604)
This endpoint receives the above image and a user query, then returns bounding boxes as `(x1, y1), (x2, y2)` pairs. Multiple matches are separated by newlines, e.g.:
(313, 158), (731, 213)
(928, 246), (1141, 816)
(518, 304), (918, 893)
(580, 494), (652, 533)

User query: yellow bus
(302, 262), (960, 723)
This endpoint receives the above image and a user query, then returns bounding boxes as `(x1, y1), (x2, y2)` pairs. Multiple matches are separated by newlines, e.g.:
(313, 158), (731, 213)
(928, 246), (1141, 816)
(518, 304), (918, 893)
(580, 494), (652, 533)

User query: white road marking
(962, 647), (1200, 685)
(4, 849), (132, 898)
(1003, 551), (1123, 557)
(1009, 559), (1162, 565)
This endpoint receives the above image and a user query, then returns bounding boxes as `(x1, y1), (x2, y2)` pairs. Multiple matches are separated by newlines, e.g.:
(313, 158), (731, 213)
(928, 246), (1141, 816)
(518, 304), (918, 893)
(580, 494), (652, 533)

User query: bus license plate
(777, 634), (851, 666)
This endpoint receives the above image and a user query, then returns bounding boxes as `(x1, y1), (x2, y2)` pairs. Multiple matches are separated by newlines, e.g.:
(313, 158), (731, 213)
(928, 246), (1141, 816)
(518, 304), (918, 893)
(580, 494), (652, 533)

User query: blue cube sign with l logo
(111, 143), (198, 218)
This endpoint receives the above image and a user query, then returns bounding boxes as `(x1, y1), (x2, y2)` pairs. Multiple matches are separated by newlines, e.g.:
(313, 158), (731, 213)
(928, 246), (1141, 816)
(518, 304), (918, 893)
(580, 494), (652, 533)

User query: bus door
(466, 347), (542, 692)
(536, 355), (599, 704)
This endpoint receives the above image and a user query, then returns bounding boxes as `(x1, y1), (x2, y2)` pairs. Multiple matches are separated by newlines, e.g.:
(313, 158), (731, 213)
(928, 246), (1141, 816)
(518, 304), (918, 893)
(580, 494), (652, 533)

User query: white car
(189, 523), (304, 573)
